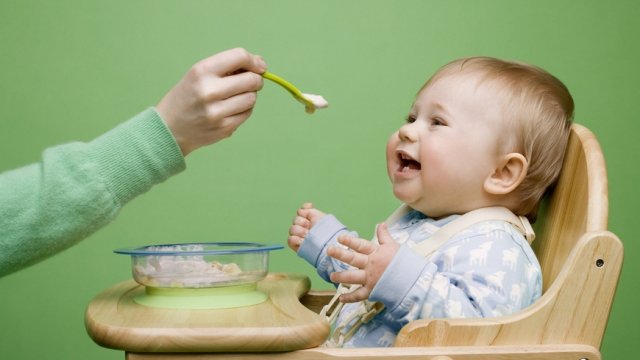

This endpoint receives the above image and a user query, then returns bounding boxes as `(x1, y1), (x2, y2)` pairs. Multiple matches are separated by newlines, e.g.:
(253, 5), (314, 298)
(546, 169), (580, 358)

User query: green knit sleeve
(0, 108), (186, 277)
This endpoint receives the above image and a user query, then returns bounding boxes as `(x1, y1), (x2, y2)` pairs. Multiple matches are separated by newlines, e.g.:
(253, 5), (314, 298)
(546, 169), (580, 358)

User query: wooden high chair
(92, 124), (622, 360)
(291, 123), (623, 360)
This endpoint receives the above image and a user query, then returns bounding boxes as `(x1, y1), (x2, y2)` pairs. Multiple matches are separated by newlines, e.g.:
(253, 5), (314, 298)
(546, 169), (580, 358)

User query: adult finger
(202, 71), (264, 101)
(201, 48), (267, 76)
(194, 108), (253, 147)
(205, 91), (257, 121)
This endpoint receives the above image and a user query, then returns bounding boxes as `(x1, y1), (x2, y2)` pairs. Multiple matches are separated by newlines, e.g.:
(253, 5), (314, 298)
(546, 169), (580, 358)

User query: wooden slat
(126, 344), (600, 360)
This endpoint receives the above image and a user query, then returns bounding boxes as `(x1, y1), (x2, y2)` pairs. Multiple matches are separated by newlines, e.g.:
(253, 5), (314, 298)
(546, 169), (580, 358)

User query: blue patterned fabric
(298, 209), (542, 347)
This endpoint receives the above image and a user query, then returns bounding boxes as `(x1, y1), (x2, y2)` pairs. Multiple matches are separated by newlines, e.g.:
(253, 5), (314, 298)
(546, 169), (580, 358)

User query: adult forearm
(0, 108), (185, 277)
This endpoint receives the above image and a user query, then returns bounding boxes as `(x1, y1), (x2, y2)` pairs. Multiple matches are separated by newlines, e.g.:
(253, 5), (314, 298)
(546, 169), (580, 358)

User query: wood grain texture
(85, 273), (329, 352)
(125, 344), (600, 360)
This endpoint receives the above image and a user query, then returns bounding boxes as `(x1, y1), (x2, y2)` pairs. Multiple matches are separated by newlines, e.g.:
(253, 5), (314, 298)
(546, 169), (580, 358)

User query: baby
(288, 57), (573, 347)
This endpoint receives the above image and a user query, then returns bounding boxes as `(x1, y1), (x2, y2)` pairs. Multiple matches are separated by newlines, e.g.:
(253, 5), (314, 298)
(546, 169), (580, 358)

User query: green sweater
(0, 108), (185, 277)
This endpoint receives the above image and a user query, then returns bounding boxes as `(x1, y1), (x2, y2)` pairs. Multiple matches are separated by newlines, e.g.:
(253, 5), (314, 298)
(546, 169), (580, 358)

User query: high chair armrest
(394, 230), (622, 349)
(300, 289), (335, 314)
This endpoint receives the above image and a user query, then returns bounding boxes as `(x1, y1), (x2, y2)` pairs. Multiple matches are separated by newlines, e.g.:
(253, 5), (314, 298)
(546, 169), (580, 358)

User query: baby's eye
(405, 115), (417, 123)
(431, 117), (446, 126)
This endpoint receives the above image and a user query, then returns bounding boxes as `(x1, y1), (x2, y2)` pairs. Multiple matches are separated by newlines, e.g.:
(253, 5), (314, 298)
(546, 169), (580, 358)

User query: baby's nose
(398, 123), (418, 142)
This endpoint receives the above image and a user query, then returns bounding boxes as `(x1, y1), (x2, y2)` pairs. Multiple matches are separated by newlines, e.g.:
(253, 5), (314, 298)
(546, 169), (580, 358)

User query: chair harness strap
(321, 206), (534, 347)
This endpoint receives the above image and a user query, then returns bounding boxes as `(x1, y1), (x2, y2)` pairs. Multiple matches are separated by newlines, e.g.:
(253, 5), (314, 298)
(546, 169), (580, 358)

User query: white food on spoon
(302, 93), (329, 109)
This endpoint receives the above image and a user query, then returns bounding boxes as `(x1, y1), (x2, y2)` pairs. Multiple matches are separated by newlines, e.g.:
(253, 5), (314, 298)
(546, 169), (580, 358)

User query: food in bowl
(114, 242), (283, 288)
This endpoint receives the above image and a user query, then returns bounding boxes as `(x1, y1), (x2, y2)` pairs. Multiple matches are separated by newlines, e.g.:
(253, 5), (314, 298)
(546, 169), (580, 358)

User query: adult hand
(328, 223), (399, 303)
(156, 48), (267, 156)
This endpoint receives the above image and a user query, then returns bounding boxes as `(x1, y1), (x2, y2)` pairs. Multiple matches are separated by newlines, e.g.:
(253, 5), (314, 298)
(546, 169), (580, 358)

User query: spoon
(262, 72), (328, 114)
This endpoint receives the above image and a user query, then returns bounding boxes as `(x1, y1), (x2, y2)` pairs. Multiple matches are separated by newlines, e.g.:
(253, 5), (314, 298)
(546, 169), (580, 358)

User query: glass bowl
(114, 242), (283, 289)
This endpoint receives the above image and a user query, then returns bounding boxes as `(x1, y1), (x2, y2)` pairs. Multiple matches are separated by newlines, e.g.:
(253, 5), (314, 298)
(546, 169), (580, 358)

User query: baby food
(302, 93), (329, 113)
(133, 245), (244, 288)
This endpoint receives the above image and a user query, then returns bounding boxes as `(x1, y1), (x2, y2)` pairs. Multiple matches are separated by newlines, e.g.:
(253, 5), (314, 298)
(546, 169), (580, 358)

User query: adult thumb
(376, 223), (394, 244)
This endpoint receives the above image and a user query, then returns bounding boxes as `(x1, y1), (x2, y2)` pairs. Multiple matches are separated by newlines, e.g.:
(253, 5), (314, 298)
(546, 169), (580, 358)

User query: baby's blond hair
(424, 57), (574, 221)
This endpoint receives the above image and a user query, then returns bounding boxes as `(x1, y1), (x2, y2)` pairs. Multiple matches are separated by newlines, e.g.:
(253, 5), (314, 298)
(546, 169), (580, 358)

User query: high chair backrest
(532, 123), (609, 292)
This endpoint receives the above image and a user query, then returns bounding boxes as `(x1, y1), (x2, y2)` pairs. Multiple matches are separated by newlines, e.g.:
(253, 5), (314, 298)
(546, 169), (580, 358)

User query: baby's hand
(328, 223), (399, 303)
(287, 202), (325, 252)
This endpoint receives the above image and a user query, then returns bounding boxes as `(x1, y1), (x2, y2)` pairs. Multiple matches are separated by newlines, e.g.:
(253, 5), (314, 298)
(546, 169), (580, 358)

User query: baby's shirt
(297, 209), (542, 348)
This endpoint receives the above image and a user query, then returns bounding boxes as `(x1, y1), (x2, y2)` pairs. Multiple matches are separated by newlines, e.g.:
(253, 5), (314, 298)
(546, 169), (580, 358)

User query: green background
(1, 0), (638, 358)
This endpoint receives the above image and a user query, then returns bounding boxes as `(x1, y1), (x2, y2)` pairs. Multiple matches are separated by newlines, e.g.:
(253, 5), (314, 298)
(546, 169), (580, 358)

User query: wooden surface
(533, 123), (609, 292)
(126, 344), (601, 360)
(85, 273), (329, 352)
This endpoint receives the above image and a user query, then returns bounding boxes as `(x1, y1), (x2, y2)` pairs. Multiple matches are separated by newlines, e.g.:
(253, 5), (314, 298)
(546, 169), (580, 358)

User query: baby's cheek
(385, 136), (399, 178)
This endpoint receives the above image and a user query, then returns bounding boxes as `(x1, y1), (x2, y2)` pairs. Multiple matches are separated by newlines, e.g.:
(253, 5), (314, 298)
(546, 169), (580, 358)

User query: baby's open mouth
(397, 152), (421, 171)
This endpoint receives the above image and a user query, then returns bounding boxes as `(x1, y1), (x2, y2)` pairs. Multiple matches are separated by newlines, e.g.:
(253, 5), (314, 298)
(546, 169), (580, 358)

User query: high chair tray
(85, 273), (329, 352)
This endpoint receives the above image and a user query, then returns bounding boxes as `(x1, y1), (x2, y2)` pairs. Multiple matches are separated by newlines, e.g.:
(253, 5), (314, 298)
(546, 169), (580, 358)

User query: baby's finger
(293, 216), (310, 228)
(340, 286), (370, 303)
(297, 207), (316, 219)
(376, 223), (395, 245)
(337, 234), (377, 255)
(327, 245), (368, 269)
(287, 235), (303, 250)
(289, 224), (308, 238)
(330, 269), (366, 286)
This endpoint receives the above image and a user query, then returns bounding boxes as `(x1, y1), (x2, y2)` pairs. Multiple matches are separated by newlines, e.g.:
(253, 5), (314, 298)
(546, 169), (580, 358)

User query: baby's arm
(369, 228), (542, 328)
(288, 203), (325, 252)
(287, 203), (358, 284)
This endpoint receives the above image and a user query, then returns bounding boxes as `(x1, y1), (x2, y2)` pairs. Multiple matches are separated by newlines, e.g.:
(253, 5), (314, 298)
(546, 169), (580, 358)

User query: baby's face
(386, 72), (507, 217)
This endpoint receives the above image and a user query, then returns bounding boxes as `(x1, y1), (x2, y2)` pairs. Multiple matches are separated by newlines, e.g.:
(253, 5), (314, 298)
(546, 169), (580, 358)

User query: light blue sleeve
(297, 214), (359, 284)
(370, 224), (542, 328)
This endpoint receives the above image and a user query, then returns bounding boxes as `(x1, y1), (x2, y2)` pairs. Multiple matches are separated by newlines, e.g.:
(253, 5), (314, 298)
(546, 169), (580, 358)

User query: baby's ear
(484, 153), (528, 195)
